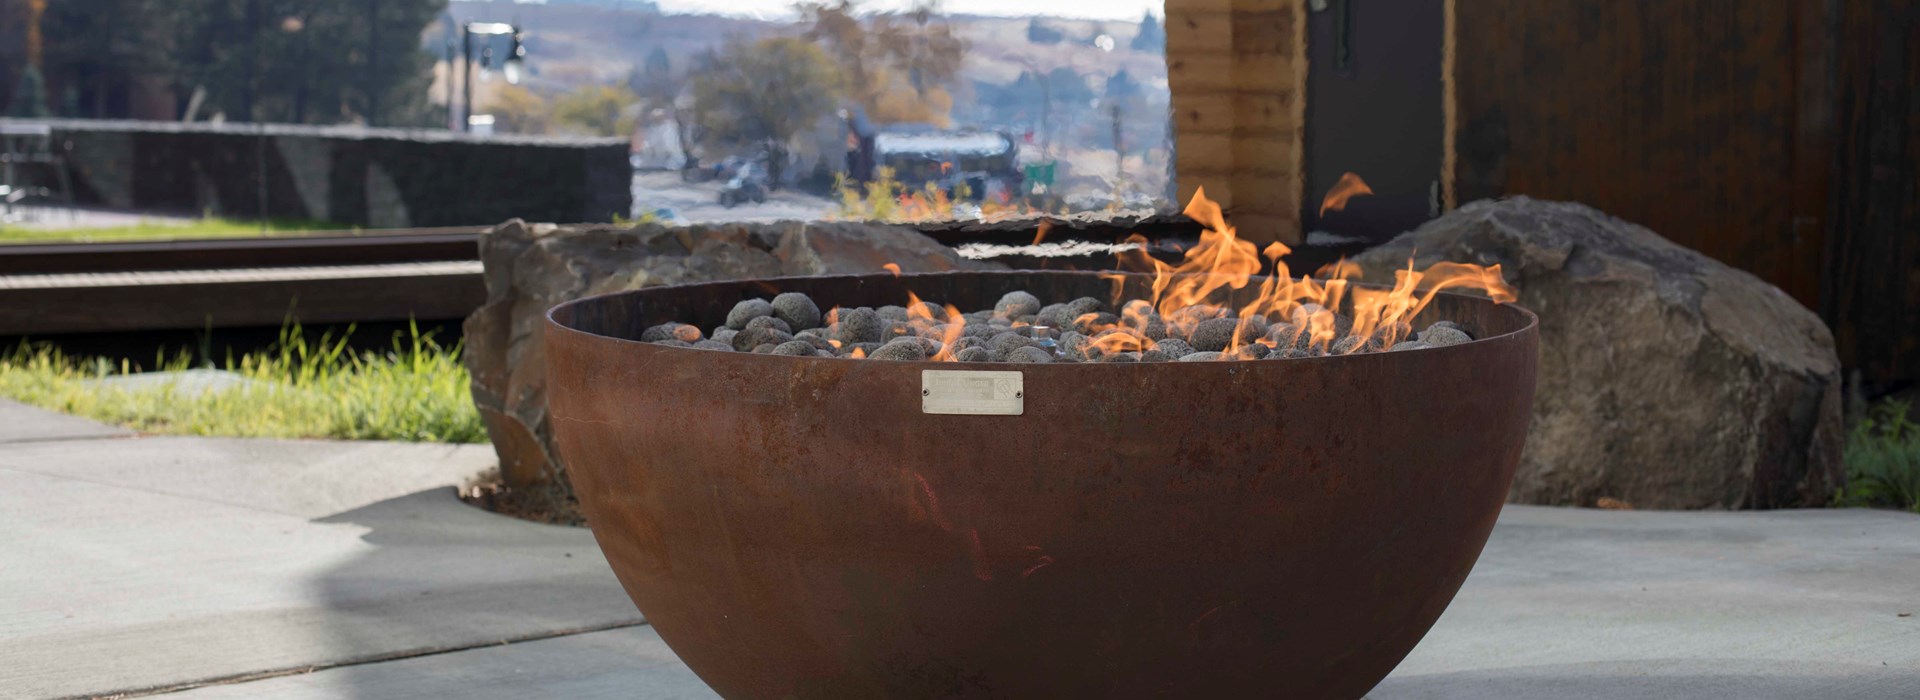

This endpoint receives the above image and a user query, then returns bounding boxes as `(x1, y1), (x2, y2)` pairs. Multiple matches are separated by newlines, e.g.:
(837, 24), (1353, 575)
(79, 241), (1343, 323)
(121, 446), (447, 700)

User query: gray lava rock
(772, 293), (823, 330)
(1036, 304), (1073, 331)
(877, 305), (910, 322)
(726, 299), (776, 330)
(651, 339), (694, 348)
(771, 341), (817, 356)
(1332, 336), (1385, 355)
(843, 342), (882, 358)
(744, 315), (792, 335)
(1237, 314), (1272, 341)
(1425, 320), (1472, 339)
(954, 346), (993, 362)
(1102, 352), (1141, 363)
(1139, 350), (1174, 363)
(834, 308), (885, 345)
(1152, 338), (1195, 358)
(869, 340), (930, 362)
(1059, 332), (1093, 362)
(732, 327), (793, 352)
(1230, 344), (1272, 360)
(1178, 351), (1225, 362)
(1419, 326), (1473, 348)
(642, 323), (702, 343)
(712, 328), (739, 347)
(1073, 312), (1121, 335)
(752, 344), (777, 354)
(994, 291), (1043, 318)
(692, 340), (734, 352)
(1390, 341), (1432, 352)
(1006, 346), (1054, 363)
(990, 331), (1036, 361)
(1190, 317), (1241, 352)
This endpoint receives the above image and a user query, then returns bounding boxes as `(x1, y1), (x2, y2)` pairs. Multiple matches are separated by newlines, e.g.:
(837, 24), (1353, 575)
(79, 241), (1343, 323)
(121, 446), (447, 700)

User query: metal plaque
(921, 370), (1024, 416)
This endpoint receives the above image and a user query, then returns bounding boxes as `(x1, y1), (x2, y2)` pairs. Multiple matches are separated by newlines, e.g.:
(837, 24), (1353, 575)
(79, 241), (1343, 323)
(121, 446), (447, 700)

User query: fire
(1319, 172), (1376, 217)
(883, 263), (903, 277)
(845, 194), (1514, 362)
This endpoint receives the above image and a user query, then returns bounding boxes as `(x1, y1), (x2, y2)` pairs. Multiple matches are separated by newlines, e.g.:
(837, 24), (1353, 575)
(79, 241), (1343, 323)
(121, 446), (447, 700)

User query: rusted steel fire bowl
(546, 271), (1538, 700)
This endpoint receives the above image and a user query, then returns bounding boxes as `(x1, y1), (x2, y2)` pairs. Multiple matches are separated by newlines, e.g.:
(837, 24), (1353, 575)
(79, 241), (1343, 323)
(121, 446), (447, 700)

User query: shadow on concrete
(1369, 659), (1920, 699)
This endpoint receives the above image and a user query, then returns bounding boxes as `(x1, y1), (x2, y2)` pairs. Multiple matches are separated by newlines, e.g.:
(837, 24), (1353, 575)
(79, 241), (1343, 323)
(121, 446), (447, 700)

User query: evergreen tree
(6, 65), (51, 118)
(1131, 11), (1165, 52)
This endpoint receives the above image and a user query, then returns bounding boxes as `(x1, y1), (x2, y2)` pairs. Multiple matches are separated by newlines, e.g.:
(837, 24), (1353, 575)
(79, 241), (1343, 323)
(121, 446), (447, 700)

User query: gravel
(772, 293), (823, 330)
(726, 299), (776, 330)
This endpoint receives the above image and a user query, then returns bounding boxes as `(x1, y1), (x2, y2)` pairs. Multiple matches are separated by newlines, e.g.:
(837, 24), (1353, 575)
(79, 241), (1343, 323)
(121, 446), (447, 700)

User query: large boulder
(1349, 198), (1842, 509)
(465, 219), (998, 489)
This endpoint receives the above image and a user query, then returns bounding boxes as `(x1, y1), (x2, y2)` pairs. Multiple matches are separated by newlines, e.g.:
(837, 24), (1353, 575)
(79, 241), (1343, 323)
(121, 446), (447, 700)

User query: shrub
(1837, 401), (1920, 513)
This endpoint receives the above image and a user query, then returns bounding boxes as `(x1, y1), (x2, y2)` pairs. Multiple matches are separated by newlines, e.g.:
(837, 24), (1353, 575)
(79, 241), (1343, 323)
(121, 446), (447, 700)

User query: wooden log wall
(1164, 0), (1308, 245)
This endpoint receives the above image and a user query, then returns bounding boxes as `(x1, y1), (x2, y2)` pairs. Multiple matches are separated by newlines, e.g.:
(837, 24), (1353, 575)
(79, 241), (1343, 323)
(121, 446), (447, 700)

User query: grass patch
(1837, 400), (1920, 513)
(0, 217), (344, 244)
(0, 324), (483, 444)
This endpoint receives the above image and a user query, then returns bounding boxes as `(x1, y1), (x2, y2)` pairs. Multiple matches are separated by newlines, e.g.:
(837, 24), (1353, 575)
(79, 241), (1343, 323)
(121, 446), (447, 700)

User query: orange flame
(844, 188), (1515, 362)
(1032, 220), (1054, 246)
(883, 263), (903, 277)
(1319, 172), (1376, 217)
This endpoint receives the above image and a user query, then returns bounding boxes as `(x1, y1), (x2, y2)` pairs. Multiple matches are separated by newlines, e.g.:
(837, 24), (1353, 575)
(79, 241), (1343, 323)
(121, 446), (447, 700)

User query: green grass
(0, 324), (484, 444)
(1837, 400), (1920, 513)
(0, 217), (345, 244)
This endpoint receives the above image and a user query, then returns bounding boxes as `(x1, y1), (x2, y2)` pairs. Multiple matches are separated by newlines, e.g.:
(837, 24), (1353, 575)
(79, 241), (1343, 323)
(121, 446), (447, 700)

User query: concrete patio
(2, 399), (1914, 699)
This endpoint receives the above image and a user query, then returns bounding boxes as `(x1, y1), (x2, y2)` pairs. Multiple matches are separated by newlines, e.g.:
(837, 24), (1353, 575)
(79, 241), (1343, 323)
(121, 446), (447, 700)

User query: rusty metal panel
(546, 271), (1539, 699)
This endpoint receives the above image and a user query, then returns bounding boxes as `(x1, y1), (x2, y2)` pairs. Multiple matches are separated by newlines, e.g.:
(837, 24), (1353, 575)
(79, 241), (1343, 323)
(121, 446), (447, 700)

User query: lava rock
(744, 315), (793, 335)
(989, 331), (1036, 361)
(1424, 320), (1472, 339)
(994, 291), (1042, 318)
(1074, 312), (1121, 335)
(1237, 314), (1272, 341)
(1390, 341), (1432, 352)
(642, 323), (702, 344)
(1332, 336), (1385, 355)
(692, 340), (734, 352)
(1277, 348), (1314, 359)
(869, 339), (930, 362)
(771, 341), (817, 356)
(1102, 352), (1141, 363)
(1190, 317), (1242, 352)
(947, 336), (985, 354)
(834, 308), (885, 345)
(651, 339), (694, 348)
(877, 305), (911, 322)
(732, 327), (793, 352)
(843, 342), (883, 357)
(1059, 332), (1093, 362)
(1006, 346), (1054, 363)
(1420, 326), (1473, 348)
(712, 328), (739, 347)
(726, 299), (777, 330)
(1230, 344), (1272, 360)
(752, 344), (777, 354)
(772, 293), (823, 330)
(954, 346), (993, 362)
(1035, 303), (1073, 331)
(1151, 338), (1195, 358)
(1178, 351), (1225, 362)
(1139, 350), (1174, 363)
(1139, 316), (1169, 341)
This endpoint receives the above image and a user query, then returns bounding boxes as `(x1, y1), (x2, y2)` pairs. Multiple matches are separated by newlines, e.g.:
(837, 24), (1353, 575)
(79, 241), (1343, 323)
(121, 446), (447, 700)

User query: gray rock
(1347, 197), (1843, 509)
(989, 331), (1036, 361)
(954, 347), (993, 363)
(1331, 336), (1384, 355)
(1073, 312), (1121, 335)
(1230, 343), (1272, 360)
(869, 340), (929, 362)
(743, 315), (792, 335)
(1425, 320), (1473, 339)
(1035, 303), (1073, 330)
(772, 293), (823, 330)
(833, 308), (885, 345)
(1389, 341), (1432, 353)
(1190, 317), (1241, 352)
(1139, 350), (1174, 363)
(752, 344), (777, 354)
(1178, 351), (1225, 362)
(994, 291), (1042, 318)
(651, 339), (694, 348)
(726, 299), (776, 330)
(692, 340), (734, 352)
(1419, 326), (1473, 348)
(1006, 346), (1054, 363)
(843, 342), (883, 358)
(1102, 352), (1141, 363)
(712, 328), (739, 347)
(732, 326), (793, 352)
(641, 323), (702, 343)
(1151, 338), (1195, 358)
(1059, 332), (1093, 362)
(877, 305), (910, 322)
(771, 341), (816, 356)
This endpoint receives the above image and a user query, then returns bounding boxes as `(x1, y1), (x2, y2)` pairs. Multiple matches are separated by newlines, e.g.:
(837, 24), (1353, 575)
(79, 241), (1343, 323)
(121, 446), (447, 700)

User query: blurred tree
(1026, 18), (1064, 45)
(38, 0), (175, 118)
(800, 0), (965, 126)
(6, 66), (51, 118)
(553, 84), (642, 137)
(1130, 11), (1164, 52)
(487, 83), (553, 134)
(691, 36), (842, 187)
(630, 47), (703, 167)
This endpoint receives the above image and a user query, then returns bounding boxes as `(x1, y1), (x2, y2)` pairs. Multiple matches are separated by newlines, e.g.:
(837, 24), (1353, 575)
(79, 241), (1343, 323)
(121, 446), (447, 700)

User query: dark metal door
(1303, 0), (1446, 243)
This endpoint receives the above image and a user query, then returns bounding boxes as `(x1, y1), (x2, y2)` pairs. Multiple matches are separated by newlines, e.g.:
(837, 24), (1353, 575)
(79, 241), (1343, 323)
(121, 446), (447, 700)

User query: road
(631, 171), (838, 225)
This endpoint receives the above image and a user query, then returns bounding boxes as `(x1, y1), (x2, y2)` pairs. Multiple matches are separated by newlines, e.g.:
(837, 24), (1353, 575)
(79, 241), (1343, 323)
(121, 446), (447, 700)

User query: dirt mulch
(459, 472), (588, 527)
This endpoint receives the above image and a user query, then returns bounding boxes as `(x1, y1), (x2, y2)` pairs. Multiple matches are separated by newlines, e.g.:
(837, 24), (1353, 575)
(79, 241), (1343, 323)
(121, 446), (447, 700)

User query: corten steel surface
(546, 271), (1539, 700)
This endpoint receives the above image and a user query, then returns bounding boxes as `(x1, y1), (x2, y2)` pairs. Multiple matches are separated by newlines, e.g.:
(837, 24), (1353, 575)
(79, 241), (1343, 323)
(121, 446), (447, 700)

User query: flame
(850, 347), (868, 360)
(1032, 220), (1054, 246)
(883, 263), (903, 277)
(837, 188), (1515, 363)
(1319, 172), (1375, 217)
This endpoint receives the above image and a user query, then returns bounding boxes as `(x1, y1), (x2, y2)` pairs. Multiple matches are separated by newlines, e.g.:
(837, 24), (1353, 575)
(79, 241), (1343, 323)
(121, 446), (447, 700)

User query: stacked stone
(639, 291), (1479, 363)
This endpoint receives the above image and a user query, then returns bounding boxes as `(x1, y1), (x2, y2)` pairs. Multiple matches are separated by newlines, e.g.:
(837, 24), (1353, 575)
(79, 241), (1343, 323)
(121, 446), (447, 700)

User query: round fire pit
(547, 270), (1538, 700)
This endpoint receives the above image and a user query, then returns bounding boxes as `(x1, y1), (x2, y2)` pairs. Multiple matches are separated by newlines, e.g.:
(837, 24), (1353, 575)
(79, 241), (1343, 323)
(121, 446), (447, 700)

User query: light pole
(458, 22), (524, 133)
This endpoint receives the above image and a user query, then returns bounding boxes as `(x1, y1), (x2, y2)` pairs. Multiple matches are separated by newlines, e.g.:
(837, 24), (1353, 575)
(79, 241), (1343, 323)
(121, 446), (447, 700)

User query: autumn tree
(554, 84), (642, 137)
(799, 0), (966, 126)
(690, 36), (842, 187)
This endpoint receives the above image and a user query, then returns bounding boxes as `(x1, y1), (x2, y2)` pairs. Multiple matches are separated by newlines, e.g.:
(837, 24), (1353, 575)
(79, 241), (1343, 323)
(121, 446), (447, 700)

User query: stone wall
(1165, 0), (1307, 245)
(4, 118), (631, 227)
(464, 219), (999, 488)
